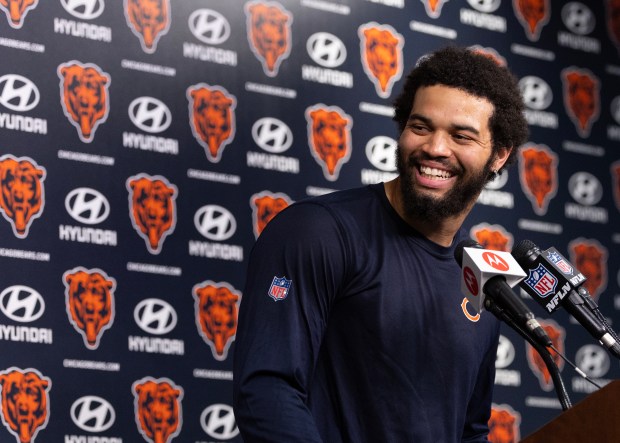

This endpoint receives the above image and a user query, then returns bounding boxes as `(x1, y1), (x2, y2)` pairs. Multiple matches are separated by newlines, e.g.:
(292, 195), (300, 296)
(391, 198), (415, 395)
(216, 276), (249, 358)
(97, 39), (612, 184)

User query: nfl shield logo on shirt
(269, 276), (292, 301)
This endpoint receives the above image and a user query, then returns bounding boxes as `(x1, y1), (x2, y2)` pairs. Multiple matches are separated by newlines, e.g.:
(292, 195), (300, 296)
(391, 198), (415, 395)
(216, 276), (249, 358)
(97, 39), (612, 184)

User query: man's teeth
(419, 166), (453, 180)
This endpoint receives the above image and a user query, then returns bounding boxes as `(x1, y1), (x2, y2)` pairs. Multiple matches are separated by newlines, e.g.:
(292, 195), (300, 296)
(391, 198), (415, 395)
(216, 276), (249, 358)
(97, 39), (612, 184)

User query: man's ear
(492, 146), (511, 172)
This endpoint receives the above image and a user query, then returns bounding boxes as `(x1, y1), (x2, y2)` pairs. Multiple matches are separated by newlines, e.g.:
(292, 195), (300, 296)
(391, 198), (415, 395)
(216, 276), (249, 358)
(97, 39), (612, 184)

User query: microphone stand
(484, 298), (572, 411)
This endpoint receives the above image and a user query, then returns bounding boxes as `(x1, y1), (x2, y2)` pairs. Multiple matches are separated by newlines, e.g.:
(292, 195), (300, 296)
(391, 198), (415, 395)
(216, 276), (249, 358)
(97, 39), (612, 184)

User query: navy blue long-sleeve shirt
(233, 183), (500, 442)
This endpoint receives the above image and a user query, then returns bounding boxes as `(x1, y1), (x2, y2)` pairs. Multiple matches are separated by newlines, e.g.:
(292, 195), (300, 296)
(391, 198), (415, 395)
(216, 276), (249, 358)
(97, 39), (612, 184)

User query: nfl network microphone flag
(460, 247), (527, 314)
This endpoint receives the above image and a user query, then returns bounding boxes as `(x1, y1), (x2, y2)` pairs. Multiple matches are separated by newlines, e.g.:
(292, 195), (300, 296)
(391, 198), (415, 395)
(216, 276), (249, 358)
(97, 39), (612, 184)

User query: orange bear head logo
(193, 281), (241, 361)
(420, 0), (449, 18)
(0, 367), (51, 443)
(513, 0), (550, 41)
(58, 61), (110, 143)
(562, 68), (600, 138)
(187, 84), (237, 163)
(124, 0), (171, 53)
(306, 105), (353, 181)
(127, 174), (177, 254)
(0, 0), (38, 29)
(470, 224), (513, 252)
(488, 405), (521, 443)
(133, 377), (183, 443)
(358, 22), (404, 98)
(245, 0), (292, 77)
(250, 190), (292, 238)
(569, 239), (608, 301)
(0, 155), (46, 239)
(63, 267), (116, 350)
(526, 320), (564, 391)
(607, 0), (620, 52)
(518, 144), (558, 216)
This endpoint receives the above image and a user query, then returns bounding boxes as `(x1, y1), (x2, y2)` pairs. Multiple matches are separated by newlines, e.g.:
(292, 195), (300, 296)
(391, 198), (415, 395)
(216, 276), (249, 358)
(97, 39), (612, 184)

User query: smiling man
(233, 46), (529, 443)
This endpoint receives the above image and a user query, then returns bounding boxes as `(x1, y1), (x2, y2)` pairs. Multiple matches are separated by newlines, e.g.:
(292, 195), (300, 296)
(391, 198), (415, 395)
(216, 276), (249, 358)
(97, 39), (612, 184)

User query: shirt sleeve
(233, 202), (348, 443)
(461, 325), (500, 443)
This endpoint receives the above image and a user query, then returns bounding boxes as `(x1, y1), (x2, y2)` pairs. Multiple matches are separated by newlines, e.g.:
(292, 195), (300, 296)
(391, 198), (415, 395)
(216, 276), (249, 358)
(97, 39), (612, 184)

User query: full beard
(396, 145), (495, 223)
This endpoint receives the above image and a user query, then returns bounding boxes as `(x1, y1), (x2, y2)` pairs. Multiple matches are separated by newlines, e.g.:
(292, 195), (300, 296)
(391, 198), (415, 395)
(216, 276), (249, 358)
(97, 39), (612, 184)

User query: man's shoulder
(296, 183), (383, 212)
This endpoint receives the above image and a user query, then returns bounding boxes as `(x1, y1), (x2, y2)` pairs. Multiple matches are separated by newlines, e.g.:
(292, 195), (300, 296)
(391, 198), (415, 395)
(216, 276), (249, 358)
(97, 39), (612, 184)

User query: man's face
(397, 85), (506, 222)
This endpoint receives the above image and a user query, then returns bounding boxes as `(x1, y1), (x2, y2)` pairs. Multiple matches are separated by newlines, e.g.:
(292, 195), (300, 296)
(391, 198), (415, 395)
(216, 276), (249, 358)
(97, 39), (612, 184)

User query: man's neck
(384, 179), (473, 247)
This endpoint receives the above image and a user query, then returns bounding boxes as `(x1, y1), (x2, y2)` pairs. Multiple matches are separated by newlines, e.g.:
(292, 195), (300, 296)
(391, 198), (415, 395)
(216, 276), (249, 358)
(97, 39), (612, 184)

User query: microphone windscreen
(454, 239), (481, 266)
(512, 239), (537, 261)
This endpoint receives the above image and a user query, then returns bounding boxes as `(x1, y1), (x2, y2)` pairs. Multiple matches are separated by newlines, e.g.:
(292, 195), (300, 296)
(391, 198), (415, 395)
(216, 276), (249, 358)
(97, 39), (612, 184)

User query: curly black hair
(393, 46), (529, 171)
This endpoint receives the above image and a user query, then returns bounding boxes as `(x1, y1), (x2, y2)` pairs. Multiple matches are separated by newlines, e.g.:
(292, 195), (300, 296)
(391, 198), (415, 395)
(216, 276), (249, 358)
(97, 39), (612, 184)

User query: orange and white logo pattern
(250, 190), (293, 238)
(0, 154), (46, 239)
(0, 0), (38, 29)
(63, 267), (116, 350)
(57, 60), (111, 143)
(124, 0), (171, 53)
(133, 376), (183, 443)
(245, 0), (293, 77)
(0, 367), (51, 443)
(358, 22), (404, 98)
(518, 143), (558, 216)
(187, 84), (237, 163)
(193, 280), (241, 361)
(305, 104), (353, 182)
(126, 173), (177, 255)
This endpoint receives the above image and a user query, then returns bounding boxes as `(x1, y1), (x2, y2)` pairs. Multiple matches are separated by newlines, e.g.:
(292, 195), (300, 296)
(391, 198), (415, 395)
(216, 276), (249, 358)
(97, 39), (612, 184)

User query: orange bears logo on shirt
(358, 22), (404, 98)
(193, 280), (241, 361)
(63, 267), (116, 350)
(562, 68), (600, 138)
(124, 0), (171, 53)
(568, 238), (608, 301)
(0, 367), (51, 443)
(518, 143), (558, 216)
(488, 404), (521, 443)
(306, 104), (353, 181)
(470, 223), (513, 252)
(0, 154), (46, 239)
(126, 173), (177, 255)
(513, 0), (550, 41)
(187, 84), (237, 163)
(57, 61), (111, 143)
(133, 377), (183, 443)
(245, 0), (292, 77)
(250, 190), (292, 238)
(0, 0), (38, 29)
(526, 319), (565, 391)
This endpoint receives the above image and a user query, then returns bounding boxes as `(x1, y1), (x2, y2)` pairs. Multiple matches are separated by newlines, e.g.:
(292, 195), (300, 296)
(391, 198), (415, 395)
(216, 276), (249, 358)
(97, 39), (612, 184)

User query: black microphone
(512, 239), (620, 357)
(455, 239), (552, 347)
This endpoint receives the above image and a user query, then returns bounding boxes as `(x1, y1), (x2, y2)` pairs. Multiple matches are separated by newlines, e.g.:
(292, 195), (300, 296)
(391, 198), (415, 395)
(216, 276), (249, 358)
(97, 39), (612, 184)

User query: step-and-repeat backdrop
(0, 0), (618, 441)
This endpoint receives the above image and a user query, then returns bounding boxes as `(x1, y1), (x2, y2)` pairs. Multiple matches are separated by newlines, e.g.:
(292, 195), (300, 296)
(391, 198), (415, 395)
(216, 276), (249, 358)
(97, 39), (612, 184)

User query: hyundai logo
(134, 298), (177, 335)
(307, 32), (347, 68)
(200, 404), (239, 440)
(128, 96), (172, 134)
(61, 0), (105, 20)
(194, 205), (236, 241)
(251, 117), (293, 153)
(365, 136), (397, 172)
(519, 76), (553, 111)
(0, 285), (45, 323)
(466, 0), (501, 13)
(70, 395), (115, 432)
(65, 187), (110, 225)
(562, 2), (595, 35)
(568, 171), (602, 206)
(189, 8), (231, 45)
(0, 74), (40, 112)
